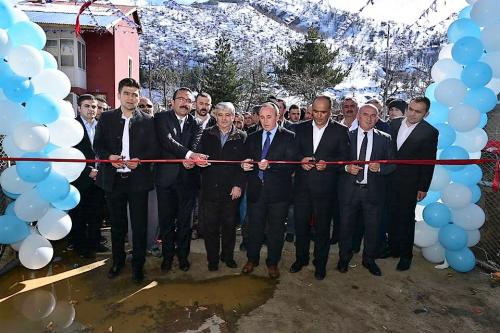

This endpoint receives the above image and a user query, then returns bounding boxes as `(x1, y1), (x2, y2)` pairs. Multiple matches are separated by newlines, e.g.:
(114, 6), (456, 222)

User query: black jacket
(72, 116), (97, 191)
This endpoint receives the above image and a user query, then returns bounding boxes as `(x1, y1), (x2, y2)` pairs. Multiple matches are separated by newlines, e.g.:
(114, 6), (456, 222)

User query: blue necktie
(258, 131), (271, 181)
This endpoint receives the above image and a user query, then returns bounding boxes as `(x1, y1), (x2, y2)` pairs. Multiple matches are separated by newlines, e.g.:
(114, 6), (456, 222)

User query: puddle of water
(0, 253), (276, 333)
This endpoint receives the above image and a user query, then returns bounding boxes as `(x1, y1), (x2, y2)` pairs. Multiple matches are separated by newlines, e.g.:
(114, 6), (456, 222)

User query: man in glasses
(154, 87), (207, 272)
(139, 96), (154, 116)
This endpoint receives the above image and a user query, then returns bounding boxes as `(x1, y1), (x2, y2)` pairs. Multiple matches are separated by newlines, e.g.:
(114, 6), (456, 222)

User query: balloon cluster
(417, 0), (499, 273)
(0, 0), (84, 269)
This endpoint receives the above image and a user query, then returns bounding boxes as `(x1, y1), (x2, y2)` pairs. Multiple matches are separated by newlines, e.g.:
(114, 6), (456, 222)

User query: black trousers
(69, 184), (103, 254)
(202, 198), (239, 264)
(157, 183), (196, 261)
(339, 186), (381, 263)
(294, 190), (333, 270)
(105, 176), (149, 270)
(388, 183), (418, 259)
(246, 197), (288, 266)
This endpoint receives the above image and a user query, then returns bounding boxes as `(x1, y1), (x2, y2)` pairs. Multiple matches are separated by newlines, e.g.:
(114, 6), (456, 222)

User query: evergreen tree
(275, 27), (348, 103)
(202, 36), (241, 106)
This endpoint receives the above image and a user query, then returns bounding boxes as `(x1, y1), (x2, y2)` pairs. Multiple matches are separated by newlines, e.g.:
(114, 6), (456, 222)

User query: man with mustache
(194, 92), (216, 130)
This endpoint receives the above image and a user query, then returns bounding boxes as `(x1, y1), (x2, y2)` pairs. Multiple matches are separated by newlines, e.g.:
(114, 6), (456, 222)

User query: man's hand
(89, 168), (98, 180)
(109, 154), (125, 169)
(368, 163), (380, 172)
(257, 159), (269, 171)
(183, 160), (195, 169)
(301, 157), (315, 171)
(190, 153), (208, 162)
(417, 191), (427, 201)
(230, 186), (242, 200)
(315, 160), (326, 171)
(241, 158), (254, 171)
(346, 164), (363, 175)
(126, 158), (140, 170)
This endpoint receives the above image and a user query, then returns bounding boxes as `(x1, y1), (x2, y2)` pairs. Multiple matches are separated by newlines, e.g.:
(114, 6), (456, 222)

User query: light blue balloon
(25, 94), (62, 125)
(52, 185), (80, 210)
(43, 143), (60, 154)
(469, 184), (481, 203)
(450, 165), (482, 186)
(463, 87), (498, 113)
(3, 77), (34, 103)
(425, 83), (438, 101)
(418, 191), (441, 206)
(434, 123), (456, 149)
(478, 113), (488, 128)
(0, 214), (29, 244)
(423, 202), (451, 228)
(426, 102), (449, 125)
(2, 189), (19, 199)
(16, 152), (52, 183)
(5, 201), (16, 215)
(36, 171), (70, 203)
(461, 62), (492, 88)
(0, 1), (17, 29)
(447, 18), (480, 43)
(439, 223), (468, 251)
(7, 21), (46, 50)
(458, 6), (472, 19)
(440, 145), (469, 171)
(451, 37), (484, 65)
(40, 50), (58, 69)
(445, 247), (476, 272)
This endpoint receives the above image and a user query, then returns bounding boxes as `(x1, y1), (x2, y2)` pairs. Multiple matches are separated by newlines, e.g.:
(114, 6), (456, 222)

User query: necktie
(258, 131), (271, 181)
(356, 132), (368, 183)
(179, 118), (183, 133)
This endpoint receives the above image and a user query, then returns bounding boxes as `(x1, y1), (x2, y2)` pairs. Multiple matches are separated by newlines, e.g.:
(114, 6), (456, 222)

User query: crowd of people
(69, 77), (438, 284)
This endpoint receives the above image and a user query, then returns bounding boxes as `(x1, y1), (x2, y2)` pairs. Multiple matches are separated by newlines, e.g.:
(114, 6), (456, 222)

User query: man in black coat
(154, 87), (206, 272)
(196, 102), (247, 271)
(241, 102), (297, 279)
(93, 78), (157, 283)
(385, 96), (438, 271)
(289, 95), (350, 280)
(337, 104), (396, 277)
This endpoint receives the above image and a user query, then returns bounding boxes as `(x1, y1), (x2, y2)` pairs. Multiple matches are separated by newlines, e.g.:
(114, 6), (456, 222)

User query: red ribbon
(75, 0), (95, 37)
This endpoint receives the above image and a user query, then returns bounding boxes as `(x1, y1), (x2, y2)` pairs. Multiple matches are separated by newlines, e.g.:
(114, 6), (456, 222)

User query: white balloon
(58, 100), (76, 118)
(31, 69), (71, 100)
(448, 104), (481, 132)
(453, 127), (488, 152)
(48, 147), (86, 182)
(0, 99), (27, 135)
(431, 59), (463, 81)
(42, 302), (76, 329)
(13, 121), (49, 152)
(439, 43), (454, 60)
(10, 238), (24, 251)
(6, 45), (44, 78)
(0, 28), (11, 58)
(486, 77), (500, 94)
(421, 243), (446, 263)
(37, 208), (72, 241)
(414, 220), (439, 248)
(452, 203), (485, 230)
(2, 135), (26, 157)
(466, 229), (481, 247)
(47, 118), (84, 148)
(14, 188), (50, 222)
(482, 21), (500, 52)
(429, 165), (450, 191)
(466, 0), (477, 4)
(469, 151), (482, 159)
(441, 183), (472, 209)
(16, 289), (56, 321)
(470, 0), (500, 27)
(0, 165), (34, 194)
(434, 78), (467, 107)
(19, 233), (53, 270)
(482, 51), (500, 78)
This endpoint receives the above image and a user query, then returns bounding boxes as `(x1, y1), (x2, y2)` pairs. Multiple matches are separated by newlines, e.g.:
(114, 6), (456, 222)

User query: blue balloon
(3, 78), (34, 103)
(450, 164), (482, 186)
(425, 83), (438, 101)
(418, 191), (441, 206)
(440, 145), (469, 171)
(36, 171), (70, 203)
(2, 189), (19, 199)
(426, 102), (449, 125)
(7, 20), (46, 50)
(0, 214), (29, 244)
(434, 123), (456, 149)
(445, 247), (476, 272)
(463, 87), (498, 113)
(52, 185), (80, 210)
(423, 202), (451, 228)
(25, 94), (62, 125)
(447, 19), (480, 43)
(5, 201), (16, 215)
(469, 184), (481, 203)
(43, 143), (60, 154)
(461, 62), (492, 88)
(451, 37), (484, 65)
(40, 50), (58, 69)
(0, 60), (17, 86)
(439, 223), (468, 251)
(0, 1), (17, 29)
(478, 113), (488, 128)
(458, 6), (472, 19)
(16, 152), (52, 183)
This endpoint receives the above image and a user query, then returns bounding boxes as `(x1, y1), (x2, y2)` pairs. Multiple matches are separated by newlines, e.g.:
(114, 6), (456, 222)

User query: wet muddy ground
(0, 237), (499, 333)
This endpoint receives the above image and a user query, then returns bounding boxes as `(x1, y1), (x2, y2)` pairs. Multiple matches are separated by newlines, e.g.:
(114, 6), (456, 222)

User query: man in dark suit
(154, 87), (206, 272)
(196, 102), (247, 271)
(93, 78), (157, 283)
(68, 94), (104, 258)
(337, 104), (396, 277)
(241, 102), (297, 279)
(385, 96), (438, 271)
(289, 95), (350, 280)
(193, 92), (216, 130)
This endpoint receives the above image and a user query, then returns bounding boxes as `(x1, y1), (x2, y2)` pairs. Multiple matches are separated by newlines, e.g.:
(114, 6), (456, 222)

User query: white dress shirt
(356, 127), (374, 184)
(312, 120), (327, 153)
(176, 115), (193, 159)
(118, 114), (131, 173)
(196, 115), (211, 130)
(341, 118), (358, 131)
(396, 117), (419, 150)
(80, 115), (97, 146)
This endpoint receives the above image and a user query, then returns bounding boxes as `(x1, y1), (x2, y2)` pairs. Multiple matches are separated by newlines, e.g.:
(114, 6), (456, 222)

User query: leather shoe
(107, 264), (124, 279)
(241, 261), (256, 274)
(362, 261), (382, 276)
(179, 258), (190, 272)
(208, 262), (218, 271)
(267, 265), (280, 279)
(396, 258), (412, 271)
(132, 269), (144, 283)
(289, 261), (306, 273)
(337, 260), (349, 273)
(223, 259), (238, 268)
(161, 258), (172, 272)
(314, 268), (326, 280)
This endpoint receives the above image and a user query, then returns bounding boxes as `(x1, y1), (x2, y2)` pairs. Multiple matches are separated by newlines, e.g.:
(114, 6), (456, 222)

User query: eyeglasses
(138, 104), (153, 109)
(175, 97), (194, 104)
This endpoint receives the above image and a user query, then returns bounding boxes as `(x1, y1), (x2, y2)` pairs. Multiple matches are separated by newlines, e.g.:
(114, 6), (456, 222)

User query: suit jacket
(71, 116), (98, 191)
(390, 117), (438, 192)
(294, 119), (350, 198)
(93, 108), (157, 193)
(198, 125), (247, 202)
(154, 110), (203, 188)
(338, 128), (396, 204)
(245, 126), (297, 203)
(375, 119), (391, 135)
